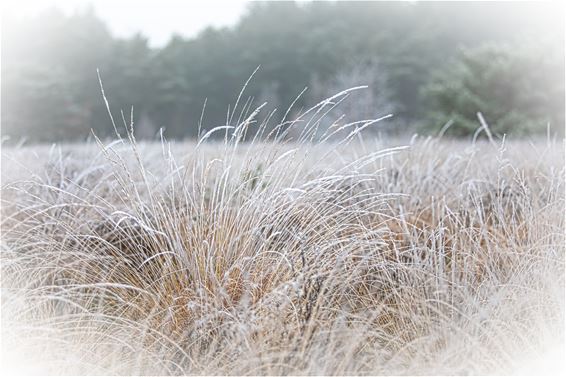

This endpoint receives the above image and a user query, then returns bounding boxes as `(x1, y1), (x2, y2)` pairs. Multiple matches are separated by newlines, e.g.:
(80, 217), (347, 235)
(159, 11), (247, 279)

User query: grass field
(1, 107), (564, 374)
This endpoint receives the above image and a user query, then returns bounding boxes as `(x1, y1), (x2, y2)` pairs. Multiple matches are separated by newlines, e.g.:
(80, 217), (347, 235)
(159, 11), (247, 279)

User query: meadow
(1, 96), (564, 374)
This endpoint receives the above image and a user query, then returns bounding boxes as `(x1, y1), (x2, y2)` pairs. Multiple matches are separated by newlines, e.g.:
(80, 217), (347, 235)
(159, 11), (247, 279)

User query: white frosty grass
(0, 93), (564, 374)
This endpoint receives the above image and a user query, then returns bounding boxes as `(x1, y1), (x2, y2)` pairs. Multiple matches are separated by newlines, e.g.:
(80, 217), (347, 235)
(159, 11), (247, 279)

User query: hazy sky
(3, 0), (251, 47)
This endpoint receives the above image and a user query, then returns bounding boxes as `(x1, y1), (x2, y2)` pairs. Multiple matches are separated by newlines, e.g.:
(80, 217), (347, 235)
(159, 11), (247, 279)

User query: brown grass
(1, 97), (564, 374)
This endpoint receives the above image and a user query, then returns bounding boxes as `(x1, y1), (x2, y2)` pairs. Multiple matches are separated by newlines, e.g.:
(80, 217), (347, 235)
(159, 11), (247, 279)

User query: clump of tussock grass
(1, 88), (564, 374)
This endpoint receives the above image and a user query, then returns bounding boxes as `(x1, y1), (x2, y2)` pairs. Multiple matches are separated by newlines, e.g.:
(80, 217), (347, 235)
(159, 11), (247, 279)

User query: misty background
(2, 1), (564, 143)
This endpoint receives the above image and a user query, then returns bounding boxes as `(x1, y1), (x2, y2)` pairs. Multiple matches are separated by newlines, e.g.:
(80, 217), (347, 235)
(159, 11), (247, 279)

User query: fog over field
(1, 1), (565, 375)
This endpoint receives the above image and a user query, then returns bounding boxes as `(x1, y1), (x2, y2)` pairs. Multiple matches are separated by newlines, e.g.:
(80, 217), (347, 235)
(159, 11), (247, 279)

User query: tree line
(2, 1), (564, 143)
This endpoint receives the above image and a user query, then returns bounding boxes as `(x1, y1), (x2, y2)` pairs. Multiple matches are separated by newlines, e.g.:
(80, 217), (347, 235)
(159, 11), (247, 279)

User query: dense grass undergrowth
(1, 95), (564, 374)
